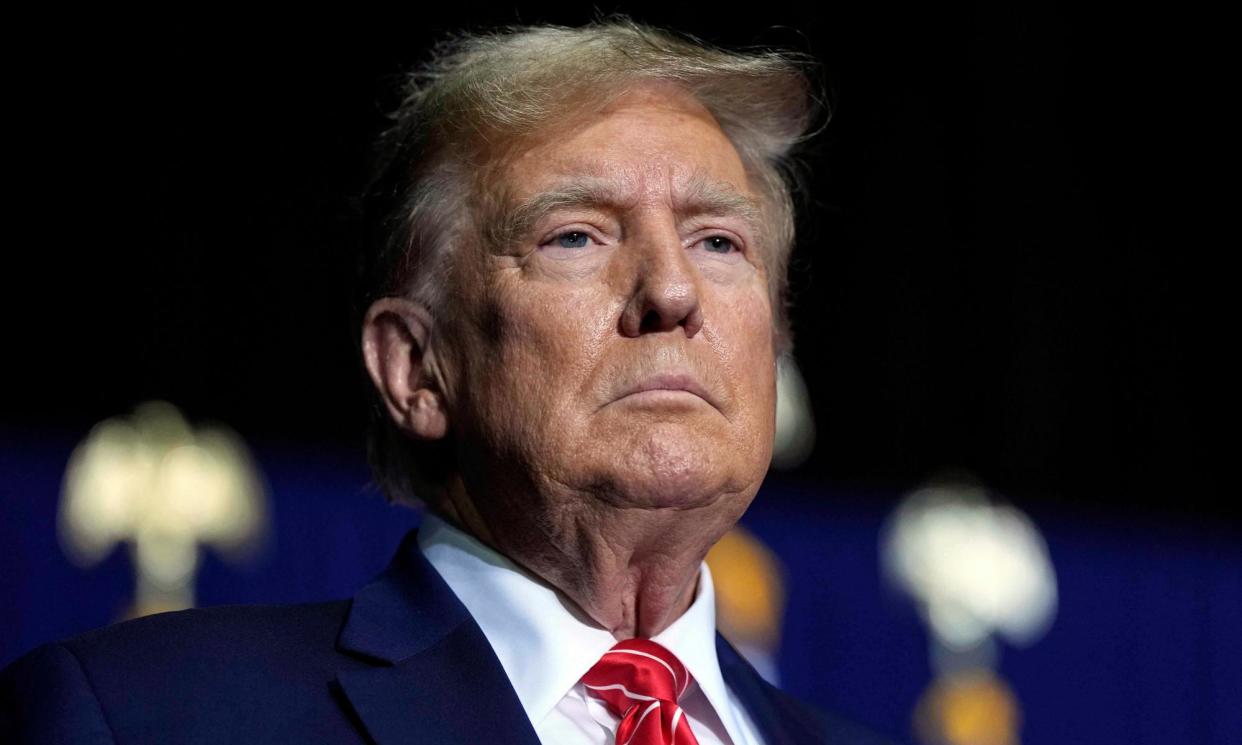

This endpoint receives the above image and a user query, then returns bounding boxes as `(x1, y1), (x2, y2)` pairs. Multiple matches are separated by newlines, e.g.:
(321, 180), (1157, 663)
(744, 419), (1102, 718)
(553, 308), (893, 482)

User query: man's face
(438, 83), (777, 512)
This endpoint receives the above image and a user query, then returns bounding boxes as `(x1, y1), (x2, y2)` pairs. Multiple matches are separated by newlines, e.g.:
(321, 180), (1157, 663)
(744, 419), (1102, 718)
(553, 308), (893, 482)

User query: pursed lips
(607, 371), (719, 411)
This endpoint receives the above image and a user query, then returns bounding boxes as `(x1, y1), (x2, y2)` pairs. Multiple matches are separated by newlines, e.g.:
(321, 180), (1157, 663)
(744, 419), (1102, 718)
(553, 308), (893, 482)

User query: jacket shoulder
(64, 600), (352, 665)
(2, 641), (114, 744)
(765, 683), (896, 745)
(717, 635), (895, 745)
(746, 672), (895, 745)
(2, 601), (365, 744)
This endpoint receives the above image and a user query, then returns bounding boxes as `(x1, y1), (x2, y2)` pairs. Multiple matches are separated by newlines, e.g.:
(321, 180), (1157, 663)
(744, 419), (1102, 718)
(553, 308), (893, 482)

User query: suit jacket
(2, 530), (884, 744)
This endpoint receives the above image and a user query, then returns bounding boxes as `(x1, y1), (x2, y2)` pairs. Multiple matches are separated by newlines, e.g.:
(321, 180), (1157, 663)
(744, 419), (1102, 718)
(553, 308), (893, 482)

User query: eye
(700, 235), (737, 254)
(534, 226), (611, 262)
(552, 231), (591, 249)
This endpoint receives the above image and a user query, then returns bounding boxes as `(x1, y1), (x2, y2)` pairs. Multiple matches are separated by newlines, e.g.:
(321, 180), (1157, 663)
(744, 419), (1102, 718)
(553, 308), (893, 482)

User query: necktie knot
(582, 639), (699, 745)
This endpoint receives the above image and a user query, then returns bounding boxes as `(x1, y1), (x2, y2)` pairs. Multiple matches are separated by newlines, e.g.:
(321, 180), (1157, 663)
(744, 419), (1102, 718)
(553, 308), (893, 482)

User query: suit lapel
(333, 530), (842, 745)
(336, 622), (538, 745)
(717, 634), (820, 745)
(334, 530), (540, 745)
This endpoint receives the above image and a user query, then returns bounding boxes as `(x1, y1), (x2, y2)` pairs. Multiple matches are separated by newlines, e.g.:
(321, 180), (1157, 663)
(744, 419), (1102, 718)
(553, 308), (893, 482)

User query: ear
(361, 297), (449, 441)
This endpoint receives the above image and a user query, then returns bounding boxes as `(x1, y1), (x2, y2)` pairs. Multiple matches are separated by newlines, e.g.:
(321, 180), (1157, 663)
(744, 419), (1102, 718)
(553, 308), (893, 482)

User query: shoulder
(65, 600), (351, 666)
(762, 683), (896, 745)
(744, 673), (894, 745)
(19, 600), (356, 689)
(2, 601), (362, 744)
(716, 636), (895, 745)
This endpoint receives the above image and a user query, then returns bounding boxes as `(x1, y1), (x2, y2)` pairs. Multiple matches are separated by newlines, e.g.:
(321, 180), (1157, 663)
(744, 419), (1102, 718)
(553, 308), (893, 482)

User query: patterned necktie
(581, 638), (701, 745)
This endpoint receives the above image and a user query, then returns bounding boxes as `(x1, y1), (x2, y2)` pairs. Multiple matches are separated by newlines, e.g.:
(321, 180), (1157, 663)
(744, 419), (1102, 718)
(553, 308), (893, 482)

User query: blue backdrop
(2, 432), (1238, 744)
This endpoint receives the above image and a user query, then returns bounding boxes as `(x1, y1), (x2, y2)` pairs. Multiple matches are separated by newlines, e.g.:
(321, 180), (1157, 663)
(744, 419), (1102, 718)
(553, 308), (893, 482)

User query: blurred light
(914, 669), (1020, 745)
(707, 526), (786, 684)
(883, 478), (1057, 745)
(772, 353), (816, 469)
(59, 401), (268, 618)
(882, 483), (1057, 652)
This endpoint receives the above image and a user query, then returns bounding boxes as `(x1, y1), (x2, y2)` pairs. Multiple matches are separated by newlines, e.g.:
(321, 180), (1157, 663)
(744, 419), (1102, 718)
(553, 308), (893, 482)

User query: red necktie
(581, 638), (701, 745)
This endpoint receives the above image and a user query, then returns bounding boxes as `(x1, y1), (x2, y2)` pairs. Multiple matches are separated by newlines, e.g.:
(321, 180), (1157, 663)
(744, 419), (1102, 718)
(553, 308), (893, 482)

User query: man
(3, 20), (880, 745)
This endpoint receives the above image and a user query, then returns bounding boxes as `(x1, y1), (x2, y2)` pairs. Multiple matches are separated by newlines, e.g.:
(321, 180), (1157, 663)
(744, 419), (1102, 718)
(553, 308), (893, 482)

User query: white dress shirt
(418, 514), (766, 745)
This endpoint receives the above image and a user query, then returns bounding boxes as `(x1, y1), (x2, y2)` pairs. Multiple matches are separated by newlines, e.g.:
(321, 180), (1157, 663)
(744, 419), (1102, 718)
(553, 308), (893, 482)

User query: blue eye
(702, 236), (735, 253)
(556, 231), (590, 249)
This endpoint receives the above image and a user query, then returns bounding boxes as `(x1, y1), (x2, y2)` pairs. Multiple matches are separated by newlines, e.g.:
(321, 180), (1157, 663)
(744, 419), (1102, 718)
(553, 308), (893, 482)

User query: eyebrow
(488, 172), (764, 249)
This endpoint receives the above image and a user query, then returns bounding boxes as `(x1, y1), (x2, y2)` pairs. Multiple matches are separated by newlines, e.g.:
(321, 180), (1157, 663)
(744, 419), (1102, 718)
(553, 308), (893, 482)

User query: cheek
(716, 284), (776, 373)
(494, 281), (613, 369)
(468, 276), (616, 434)
(713, 286), (779, 437)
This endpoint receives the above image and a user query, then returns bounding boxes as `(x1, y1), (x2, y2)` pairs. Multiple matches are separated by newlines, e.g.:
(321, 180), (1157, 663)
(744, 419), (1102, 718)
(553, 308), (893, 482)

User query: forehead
(496, 83), (753, 203)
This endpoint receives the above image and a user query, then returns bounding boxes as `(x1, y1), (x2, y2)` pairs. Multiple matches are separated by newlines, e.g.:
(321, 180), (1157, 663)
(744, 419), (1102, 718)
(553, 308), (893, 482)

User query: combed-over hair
(360, 18), (819, 506)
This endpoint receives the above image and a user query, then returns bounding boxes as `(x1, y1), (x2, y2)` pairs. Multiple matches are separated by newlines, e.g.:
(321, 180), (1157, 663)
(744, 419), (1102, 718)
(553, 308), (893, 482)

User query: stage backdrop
(2, 431), (1238, 745)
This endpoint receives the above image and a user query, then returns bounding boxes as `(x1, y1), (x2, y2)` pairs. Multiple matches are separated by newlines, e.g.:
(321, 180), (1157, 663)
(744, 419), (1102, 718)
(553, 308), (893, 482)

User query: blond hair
(361, 18), (819, 505)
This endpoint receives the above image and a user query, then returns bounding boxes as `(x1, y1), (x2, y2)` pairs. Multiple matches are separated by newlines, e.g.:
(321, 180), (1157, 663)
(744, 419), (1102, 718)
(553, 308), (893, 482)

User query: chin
(601, 424), (754, 509)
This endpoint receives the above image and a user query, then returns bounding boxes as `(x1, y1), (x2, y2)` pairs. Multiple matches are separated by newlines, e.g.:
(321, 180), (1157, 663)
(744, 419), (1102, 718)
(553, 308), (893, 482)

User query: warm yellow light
(772, 354), (816, 469)
(915, 669), (1021, 745)
(59, 401), (268, 618)
(707, 526), (785, 648)
(882, 483), (1058, 651)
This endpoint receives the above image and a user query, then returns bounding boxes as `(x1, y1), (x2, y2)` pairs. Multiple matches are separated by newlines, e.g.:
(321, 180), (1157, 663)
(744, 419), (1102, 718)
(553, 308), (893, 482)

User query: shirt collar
(417, 513), (735, 733)
(649, 555), (737, 737)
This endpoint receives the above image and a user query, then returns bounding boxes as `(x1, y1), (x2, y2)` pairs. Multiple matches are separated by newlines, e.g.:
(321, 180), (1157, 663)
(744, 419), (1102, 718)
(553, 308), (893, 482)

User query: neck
(436, 478), (746, 639)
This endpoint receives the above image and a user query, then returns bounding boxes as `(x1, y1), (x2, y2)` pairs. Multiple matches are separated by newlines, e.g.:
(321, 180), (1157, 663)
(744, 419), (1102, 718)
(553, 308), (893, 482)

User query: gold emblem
(59, 401), (268, 618)
(707, 526), (786, 683)
(883, 476), (1057, 745)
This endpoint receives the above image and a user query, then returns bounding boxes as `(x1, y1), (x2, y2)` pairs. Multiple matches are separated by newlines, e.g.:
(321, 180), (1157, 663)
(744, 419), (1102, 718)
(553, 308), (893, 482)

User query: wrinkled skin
(363, 83), (777, 638)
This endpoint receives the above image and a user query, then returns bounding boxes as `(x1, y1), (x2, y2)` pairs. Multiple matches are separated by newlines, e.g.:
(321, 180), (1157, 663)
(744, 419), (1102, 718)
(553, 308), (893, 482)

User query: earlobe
(361, 298), (450, 441)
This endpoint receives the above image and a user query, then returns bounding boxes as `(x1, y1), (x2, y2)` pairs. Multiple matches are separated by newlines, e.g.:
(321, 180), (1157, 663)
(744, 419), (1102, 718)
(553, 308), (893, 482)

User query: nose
(619, 229), (704, 339)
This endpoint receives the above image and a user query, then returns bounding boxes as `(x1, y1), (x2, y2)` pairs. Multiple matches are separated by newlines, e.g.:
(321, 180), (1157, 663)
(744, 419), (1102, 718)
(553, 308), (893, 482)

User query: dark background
(7, 2), (1224, 525)
(3, 5), (1237, 743)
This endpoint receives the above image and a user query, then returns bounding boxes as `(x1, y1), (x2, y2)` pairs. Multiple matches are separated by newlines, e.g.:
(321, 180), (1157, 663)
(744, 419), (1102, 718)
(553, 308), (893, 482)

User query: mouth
(610, 372), (717, 410)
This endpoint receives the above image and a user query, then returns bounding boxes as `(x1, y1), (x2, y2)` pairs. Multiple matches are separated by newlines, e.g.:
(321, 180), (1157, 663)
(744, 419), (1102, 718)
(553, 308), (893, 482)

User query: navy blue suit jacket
(2, 531), (883, 744)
